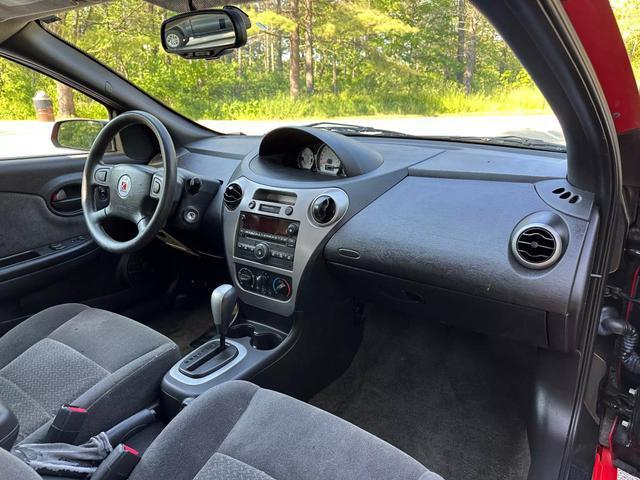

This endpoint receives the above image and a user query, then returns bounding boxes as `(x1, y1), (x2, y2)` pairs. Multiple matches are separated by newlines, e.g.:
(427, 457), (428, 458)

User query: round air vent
(511, 223), (562, 269)
(223, 183), (243, 210)
(311, 195), (337, 225)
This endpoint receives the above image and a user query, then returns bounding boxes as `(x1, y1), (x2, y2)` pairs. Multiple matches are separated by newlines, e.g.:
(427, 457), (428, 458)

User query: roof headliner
(0, 0), (251, 22)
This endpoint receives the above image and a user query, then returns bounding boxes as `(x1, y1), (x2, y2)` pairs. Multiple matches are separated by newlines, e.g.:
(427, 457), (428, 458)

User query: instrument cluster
(296, 144), (345, 176)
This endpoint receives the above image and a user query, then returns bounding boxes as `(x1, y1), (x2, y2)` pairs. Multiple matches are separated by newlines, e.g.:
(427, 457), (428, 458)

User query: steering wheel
(81, 111), (178, 254)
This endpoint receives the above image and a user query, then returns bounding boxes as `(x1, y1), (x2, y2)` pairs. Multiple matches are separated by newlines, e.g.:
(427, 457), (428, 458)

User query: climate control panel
(236, 265), (292, 300)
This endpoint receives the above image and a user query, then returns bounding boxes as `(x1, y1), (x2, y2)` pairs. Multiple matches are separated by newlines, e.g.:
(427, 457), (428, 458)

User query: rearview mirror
(51, 119), (113, 152)
(161, 7), (250, 59)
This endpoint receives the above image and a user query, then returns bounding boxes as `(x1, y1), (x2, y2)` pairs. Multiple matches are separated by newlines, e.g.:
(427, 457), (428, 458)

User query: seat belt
(91, 444), (140, 480)
(45, 405), (88, 444)
(13, 407), (155, 478)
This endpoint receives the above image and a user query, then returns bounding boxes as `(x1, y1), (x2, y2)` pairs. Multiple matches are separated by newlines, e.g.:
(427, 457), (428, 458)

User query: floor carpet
(143, 301), (212, 355)
(310, 306), (532, 480)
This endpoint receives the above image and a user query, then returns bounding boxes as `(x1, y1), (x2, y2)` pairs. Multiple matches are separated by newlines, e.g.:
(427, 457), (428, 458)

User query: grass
(194, 86), (551, 121)
(0, 85), (551, 122)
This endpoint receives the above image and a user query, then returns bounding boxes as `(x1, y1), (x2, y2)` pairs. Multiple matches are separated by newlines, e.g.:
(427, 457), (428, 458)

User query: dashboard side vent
(224, 183), (243, 210)
(511, 224), (562, 269)
(311, 195), (337, 225)
(552, 187), (581, 204)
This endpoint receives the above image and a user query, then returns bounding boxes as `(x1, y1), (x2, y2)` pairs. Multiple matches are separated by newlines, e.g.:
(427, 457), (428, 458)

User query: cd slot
(259, 204), (281, 214)
(241, 229), (294, 247)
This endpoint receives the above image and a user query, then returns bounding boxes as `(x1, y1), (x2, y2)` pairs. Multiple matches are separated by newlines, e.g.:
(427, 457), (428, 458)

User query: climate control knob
(256, 273), (269, 293)
(254, 243), (270, 261)
(273, 277), (291, 298)
(237, 268), (255, 289)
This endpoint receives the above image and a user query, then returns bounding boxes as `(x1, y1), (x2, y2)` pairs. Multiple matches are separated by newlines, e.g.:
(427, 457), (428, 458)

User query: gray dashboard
(174, 131), (593, 352)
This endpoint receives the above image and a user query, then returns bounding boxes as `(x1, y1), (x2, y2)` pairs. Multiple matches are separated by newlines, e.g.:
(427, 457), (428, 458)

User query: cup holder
(251, 332), (283, 351)
(227, 323), (284, 351)
(227, 323), (255, 339)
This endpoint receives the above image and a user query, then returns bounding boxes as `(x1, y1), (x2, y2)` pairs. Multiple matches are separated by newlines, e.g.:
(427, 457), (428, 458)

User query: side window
(0, 57), (109, 160)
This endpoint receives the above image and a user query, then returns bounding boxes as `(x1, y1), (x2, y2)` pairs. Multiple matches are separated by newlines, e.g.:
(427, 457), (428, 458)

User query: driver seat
(0, 303), (180, 447)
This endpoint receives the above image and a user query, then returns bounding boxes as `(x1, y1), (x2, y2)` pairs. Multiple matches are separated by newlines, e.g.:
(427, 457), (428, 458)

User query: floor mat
(310, 306), (532, 480)
(143, 301), (212, 355)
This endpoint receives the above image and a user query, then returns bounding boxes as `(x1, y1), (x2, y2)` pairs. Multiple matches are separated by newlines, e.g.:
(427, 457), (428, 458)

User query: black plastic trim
(257, 127), (383, 177)
(0, 237), (96, 284)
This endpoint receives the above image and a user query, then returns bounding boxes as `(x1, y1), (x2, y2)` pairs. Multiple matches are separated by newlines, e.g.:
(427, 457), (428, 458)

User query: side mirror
(161, 6), (250, 59)
(51, 119), (113, 152)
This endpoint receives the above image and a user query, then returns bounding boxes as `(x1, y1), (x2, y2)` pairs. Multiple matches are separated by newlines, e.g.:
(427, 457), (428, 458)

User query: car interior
(0, 1), (635, 480)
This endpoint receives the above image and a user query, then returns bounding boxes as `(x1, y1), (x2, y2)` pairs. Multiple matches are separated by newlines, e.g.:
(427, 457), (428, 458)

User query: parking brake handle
(211, 284), (237, 349)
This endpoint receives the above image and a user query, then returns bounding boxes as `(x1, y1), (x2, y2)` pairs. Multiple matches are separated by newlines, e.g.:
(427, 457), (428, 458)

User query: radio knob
(286, 223), (299, 236)
(273, 277), (291, 298)
(254, 243), (270, 261)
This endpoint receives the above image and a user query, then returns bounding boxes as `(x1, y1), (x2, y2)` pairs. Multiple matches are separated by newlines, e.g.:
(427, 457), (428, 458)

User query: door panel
(0, 192), (86, 258)
(0, 152), (136, 333)
(0, 152), (130, 260)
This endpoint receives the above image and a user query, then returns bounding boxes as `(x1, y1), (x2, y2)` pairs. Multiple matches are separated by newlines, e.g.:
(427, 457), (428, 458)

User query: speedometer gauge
(298, 147), (315, 170)
(317, 145), (343, 176)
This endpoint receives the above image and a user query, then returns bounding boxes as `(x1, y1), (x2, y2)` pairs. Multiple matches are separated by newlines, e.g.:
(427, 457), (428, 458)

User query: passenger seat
(1, 380), (444, 479)
(128, 380), (444, 480)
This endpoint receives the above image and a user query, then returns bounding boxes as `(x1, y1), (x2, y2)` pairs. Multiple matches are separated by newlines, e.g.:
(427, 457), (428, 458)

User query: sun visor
(0, 0), (84, 21)
(147, 0), (253, 13)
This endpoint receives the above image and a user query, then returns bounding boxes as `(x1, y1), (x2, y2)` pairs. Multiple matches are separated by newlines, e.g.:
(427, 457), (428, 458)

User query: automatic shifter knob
(211, 284), (237, 349)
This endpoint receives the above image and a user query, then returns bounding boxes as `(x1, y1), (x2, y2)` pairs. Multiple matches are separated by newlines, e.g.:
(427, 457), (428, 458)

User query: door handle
(49, 185), (82, 214)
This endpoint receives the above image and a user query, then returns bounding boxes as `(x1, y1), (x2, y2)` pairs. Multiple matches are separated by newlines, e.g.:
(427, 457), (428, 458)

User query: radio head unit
(235, 212), (299, 270)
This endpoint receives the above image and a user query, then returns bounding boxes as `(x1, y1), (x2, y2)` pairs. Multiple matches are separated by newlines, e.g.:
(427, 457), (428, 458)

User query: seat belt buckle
(91, 444), (140, 480)
(45, 404), (88, 444)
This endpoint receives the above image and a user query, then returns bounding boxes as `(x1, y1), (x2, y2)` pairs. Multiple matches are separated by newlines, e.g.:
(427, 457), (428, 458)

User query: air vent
(511, 224), (562, 269)
(223, 183), (243, 210)
(311, 195), (337, 225)
(552, 187), (581, 204)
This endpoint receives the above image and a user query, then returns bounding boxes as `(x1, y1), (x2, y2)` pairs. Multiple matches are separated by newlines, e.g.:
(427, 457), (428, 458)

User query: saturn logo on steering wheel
(117, 174), (132, 198)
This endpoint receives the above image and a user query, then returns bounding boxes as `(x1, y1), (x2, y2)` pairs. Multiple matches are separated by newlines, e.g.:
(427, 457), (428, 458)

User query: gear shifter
(178, 284), (239, 379)
(211, 284), (237, 349)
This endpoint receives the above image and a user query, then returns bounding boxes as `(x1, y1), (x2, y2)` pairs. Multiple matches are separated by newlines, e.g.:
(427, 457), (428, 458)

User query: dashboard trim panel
(223, 177), (349, 316)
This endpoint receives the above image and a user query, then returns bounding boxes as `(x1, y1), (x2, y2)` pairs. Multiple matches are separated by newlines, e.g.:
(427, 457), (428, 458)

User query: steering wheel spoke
(86, 208), (109, 225)
(136, 216), (150, 234)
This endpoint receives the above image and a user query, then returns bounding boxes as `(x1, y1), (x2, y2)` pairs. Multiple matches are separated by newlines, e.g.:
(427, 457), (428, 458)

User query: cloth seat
(0, 380), (444, 479)
(0, 304), (180, 446)
(129, 380), (444, 480)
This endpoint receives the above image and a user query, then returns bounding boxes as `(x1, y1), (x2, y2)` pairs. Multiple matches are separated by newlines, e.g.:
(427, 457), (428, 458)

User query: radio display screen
(242, 213), (291, 236)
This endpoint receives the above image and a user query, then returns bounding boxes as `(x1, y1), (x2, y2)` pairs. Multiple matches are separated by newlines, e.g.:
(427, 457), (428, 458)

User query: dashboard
(168, 126), (594, 354)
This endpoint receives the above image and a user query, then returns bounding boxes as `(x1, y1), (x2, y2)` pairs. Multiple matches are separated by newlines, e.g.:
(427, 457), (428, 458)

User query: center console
(161, 283), (289, 416)
(161, 180), (352, 412)
(223, 177), (349, 316)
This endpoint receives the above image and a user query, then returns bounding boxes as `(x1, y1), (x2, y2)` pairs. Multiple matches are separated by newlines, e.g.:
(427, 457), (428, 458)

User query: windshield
(47, 0), (565, 149)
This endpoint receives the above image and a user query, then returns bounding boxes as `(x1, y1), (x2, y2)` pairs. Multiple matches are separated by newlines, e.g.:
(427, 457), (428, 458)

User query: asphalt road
(0, 114), (563, 159)
(199, 114), (564, 142)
